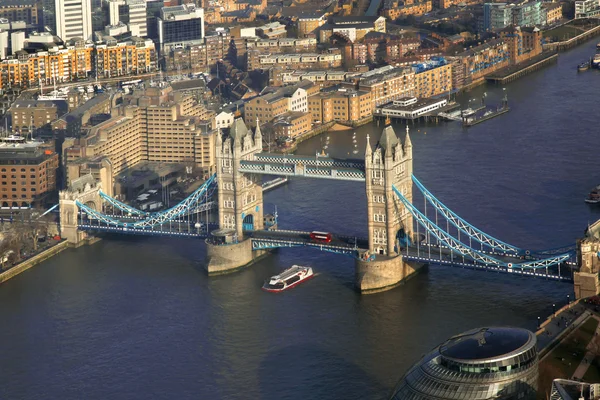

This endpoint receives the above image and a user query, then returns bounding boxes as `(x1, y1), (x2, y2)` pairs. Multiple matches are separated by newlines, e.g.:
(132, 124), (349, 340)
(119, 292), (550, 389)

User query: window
(374, 213), (386, 223)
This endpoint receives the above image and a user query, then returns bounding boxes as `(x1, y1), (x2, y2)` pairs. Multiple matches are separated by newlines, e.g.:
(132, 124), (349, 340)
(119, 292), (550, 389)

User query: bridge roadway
(76, 219), (576, 281)
(403, 244), (574, 281)
(248, 229), (369, 253)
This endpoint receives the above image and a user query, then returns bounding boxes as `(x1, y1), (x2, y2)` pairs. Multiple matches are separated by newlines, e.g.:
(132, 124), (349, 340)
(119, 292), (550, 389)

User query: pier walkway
(486, 52), (558, 84)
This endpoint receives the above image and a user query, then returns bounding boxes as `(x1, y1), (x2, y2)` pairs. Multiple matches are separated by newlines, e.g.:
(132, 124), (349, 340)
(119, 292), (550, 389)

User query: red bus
(310, 231), (332, 243)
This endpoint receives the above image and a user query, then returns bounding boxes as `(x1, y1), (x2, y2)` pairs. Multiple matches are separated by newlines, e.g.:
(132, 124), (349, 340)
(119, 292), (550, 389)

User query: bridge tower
(356, 123), (422, 293)
(364, 123), (413, 256)
(215, 117), (265, 238)
(58, 174), (102, 246)
(575, 220), (600, 299)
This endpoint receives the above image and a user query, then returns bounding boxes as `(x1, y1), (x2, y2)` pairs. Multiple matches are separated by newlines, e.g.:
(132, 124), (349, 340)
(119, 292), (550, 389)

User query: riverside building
(0, 137), (58, 208)
(390, 326), (538, 399)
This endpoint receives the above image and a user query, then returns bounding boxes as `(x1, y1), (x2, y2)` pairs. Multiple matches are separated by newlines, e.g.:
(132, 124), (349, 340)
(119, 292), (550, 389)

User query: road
(250, 229), (369, 250)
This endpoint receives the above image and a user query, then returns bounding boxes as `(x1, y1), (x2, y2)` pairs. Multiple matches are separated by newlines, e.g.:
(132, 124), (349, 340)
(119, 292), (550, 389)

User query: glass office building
(390, 327), (538, 400)
(157, 4), (204, 51)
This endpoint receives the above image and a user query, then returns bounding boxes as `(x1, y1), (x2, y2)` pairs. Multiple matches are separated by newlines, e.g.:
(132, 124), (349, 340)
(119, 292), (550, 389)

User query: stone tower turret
(364, 123), (413, 256)
(215, 117), (264, 238)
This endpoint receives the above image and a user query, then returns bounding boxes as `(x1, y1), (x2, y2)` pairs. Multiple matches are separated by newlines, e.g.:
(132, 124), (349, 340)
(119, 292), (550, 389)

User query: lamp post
(567, 294), (571, 305)
(537, 316), (541, 329)
(553, 303), (556, 316)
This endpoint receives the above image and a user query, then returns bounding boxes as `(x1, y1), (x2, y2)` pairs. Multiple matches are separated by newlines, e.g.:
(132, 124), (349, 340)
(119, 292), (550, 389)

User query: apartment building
(9, 100), (64, 133)
(0, 140), (58, 207)
(574, 0), (600, 18)
(95, 36), (156, 78)
(356, 66), (416, 107)
(0, 0), (41, 26)
(281, 70), (360, 87)
(107, 0), (148, 37)
(413, 60), (452, 98)
(383, 0), (433, 19)
(0, 37), (155, 90)
(483, 1), (544, 31)
(248, 51), (343, 71)
(244, 81), (315, 127)
(499, 25), (543, 64)
(318, 16), (386, 43)
(543, 2), (562, 24)
(256, 22), (287, 39)
(455, 39), (510, 85)
(165, 30), (230, 72)
(273, 111), (312, 139)
(297, 12), (327, 38)
(65, 85), (218, 185)
(308, 89), (372, 123)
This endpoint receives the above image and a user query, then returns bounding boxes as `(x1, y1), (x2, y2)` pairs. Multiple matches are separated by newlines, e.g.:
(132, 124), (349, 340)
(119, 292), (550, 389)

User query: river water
(1, 41), (600, 400)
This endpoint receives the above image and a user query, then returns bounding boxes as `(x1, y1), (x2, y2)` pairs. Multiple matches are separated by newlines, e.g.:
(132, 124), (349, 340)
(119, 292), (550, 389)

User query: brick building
(0, 139), (58, 207)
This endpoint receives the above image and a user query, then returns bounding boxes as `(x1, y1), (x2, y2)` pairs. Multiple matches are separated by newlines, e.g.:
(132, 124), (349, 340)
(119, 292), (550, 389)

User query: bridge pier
(355, 255), (425, 294)
(205, 239), (268, 275)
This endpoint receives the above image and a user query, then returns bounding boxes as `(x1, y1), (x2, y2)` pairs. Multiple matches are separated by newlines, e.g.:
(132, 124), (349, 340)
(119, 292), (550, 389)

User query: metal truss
(76, 174), (216, 228)
(99, 191), (149, 216)
(251, 238), (359, 256)
(253, 153), (365, 170)
(394, 185), (570, 269)
(99, 175), (217, 217)
(78, 223), (210, 238)
(411, 175), (521, 255)
(239, 161), (365, 181)
(393, 185), (503, 266)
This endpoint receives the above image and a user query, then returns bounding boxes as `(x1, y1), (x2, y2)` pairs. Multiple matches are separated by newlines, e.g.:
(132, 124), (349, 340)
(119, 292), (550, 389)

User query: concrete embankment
(536, 300), (589, 359)
(543, 24), (600, 52)
(0, 240), (70, 284)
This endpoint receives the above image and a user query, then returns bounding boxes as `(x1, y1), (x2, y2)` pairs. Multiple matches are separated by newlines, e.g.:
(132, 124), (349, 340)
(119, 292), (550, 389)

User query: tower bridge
(59, 117), (585, 294)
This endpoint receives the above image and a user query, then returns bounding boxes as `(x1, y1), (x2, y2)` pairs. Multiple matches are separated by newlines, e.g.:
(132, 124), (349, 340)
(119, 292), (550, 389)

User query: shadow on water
(258, 346), (386, 400)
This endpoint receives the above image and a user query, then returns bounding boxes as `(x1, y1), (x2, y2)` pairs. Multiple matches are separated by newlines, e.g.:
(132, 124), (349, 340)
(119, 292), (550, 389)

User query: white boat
(592, 54), (600, 69)
(262, 265), (314, 292)
(586, 185), (600, 204)
(38, 90), (68, 101)
(462, 108), (475, 117)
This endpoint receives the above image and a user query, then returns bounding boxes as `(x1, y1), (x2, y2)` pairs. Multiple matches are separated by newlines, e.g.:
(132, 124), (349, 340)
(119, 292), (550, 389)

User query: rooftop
(439, 327), (534, 361)
(0, 0), (37, 6)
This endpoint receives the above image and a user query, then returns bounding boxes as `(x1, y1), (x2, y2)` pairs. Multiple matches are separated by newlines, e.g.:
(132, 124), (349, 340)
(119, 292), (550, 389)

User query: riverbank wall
(279, 115), (373, 154)
(0, 240), (69, 284)
(543, 24), (600, 52)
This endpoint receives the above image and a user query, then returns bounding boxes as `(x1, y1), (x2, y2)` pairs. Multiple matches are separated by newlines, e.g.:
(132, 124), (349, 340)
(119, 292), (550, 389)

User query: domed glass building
(390, 327), (538, 400)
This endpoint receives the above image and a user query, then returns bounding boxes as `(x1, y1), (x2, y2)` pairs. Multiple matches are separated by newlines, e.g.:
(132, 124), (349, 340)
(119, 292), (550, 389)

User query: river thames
(1, 41), (600, 400)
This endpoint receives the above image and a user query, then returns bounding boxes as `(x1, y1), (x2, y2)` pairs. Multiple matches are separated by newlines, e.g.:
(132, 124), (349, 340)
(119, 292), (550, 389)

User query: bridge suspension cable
(99, 175), (218, 217)
(77, 174), (217, 228)
(411, 175), (521, 255)
(393, 185), (572, 269)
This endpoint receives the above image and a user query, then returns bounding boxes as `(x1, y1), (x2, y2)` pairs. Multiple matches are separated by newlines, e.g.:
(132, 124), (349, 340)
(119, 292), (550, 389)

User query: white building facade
(55, 0), (92, 41)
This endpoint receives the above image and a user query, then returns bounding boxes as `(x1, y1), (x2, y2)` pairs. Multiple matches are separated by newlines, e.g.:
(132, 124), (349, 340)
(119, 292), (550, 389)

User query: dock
(463, 106), (510, 127)
(262, 177), (288, 192)
(374, 97), (460, 123)
(486, 51), (558, 84)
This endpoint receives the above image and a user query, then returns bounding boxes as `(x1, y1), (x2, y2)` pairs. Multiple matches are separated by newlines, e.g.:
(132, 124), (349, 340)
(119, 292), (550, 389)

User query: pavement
(537, 302), (589, 351)
(571, 316), (600, 380)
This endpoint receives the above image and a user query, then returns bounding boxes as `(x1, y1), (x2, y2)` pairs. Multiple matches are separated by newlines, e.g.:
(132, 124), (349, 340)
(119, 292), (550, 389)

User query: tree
(11, 208), (52, 252)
